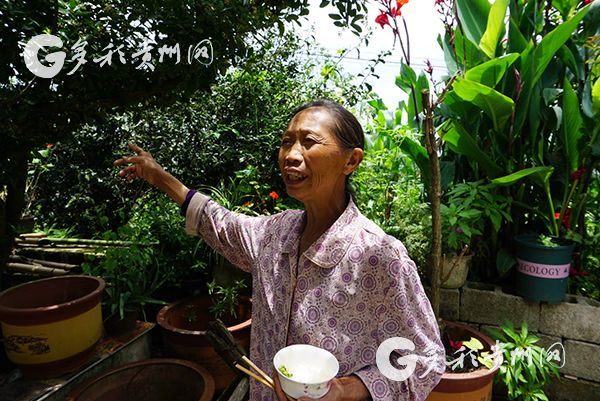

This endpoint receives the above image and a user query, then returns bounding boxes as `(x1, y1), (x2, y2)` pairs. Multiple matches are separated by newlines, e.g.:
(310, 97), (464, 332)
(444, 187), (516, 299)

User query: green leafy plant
(537, 234), (560, 248)
(442, 181), (513, 255)
(486, 322), (560, 401)
(83, 245), (166, 320)
(207, 279), (247, 319)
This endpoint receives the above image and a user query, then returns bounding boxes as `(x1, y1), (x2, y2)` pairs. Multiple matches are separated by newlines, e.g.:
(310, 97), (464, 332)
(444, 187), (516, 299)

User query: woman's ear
(344, 148), (364, 175)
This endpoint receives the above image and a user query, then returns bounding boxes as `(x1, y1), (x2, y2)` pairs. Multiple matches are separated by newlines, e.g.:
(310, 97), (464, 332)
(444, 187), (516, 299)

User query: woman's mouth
(287, 172), (307, 182)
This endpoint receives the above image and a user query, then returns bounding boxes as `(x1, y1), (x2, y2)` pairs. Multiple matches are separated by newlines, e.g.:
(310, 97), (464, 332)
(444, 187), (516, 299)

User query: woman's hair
(291, 99), (364, 196)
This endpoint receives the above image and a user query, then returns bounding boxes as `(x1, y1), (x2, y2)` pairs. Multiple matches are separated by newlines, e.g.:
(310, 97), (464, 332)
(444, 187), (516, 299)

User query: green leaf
(496, 247), (517, 277)
(463, 337), (484, 351)
(398, 137), (431, 186)
(562, 78), (584, 172)
(442, 122), (503, 177)
(592, 77), (600, 116)
(522, 6), (590, 89)
(452, 78), (515, 131)
(395, 63), (417, 93)
(456, 0), (492, 45)
(491, 166), (554, 189)
(465, 53), (519, 88)
(479, 0), (509, 59)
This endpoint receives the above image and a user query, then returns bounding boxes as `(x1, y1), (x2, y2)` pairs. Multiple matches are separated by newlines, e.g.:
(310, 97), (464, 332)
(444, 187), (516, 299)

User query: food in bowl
(278, 365), (293, 378)
(273, 344), (339, 399)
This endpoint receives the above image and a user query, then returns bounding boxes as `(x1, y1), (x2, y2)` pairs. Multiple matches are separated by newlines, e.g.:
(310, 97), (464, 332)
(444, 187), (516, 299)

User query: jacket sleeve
(184, 192), (273, 272)
(353, 241), (445, 401)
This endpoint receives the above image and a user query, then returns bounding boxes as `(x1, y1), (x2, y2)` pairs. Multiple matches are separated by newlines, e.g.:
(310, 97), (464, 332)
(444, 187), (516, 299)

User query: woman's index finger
(128, 143), (144, 154)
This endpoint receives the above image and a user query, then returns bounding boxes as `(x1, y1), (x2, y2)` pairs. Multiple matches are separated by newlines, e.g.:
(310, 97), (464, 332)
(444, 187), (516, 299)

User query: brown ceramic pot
(426, 321), (502, 401)
(0, 275), (105, 378)
(157, 295), (251, 391)
(65, 358), (215, 401)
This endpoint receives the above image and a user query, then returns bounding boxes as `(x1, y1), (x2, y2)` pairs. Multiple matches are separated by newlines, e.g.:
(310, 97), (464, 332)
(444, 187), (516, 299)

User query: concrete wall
(427, 281), (600, 401)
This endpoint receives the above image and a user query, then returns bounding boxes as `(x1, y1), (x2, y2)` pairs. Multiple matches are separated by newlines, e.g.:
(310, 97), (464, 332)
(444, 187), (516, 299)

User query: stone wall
(428, 281), (600, 401)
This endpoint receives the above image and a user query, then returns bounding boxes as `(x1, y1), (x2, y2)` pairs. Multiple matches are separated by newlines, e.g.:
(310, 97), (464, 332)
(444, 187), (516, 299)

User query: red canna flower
(375, 11), (390, 28)
(46, 143), (54, 149)
(269, 191), (279, 200)
(244, 201), (252, 207)
(583, 0), (591, 5)
(397, 0), (409, 8)
(449, 340), (463, 350)
(390, 6), (402, 16)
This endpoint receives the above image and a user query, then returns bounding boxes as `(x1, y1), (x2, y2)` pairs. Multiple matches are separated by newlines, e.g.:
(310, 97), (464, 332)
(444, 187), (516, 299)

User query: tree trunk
(422, 90), (442, 321)
(0, 151), (29, 289)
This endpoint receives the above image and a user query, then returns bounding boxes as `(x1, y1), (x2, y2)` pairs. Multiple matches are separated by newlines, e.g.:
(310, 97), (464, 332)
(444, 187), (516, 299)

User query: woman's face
(278, 108), (356, 204)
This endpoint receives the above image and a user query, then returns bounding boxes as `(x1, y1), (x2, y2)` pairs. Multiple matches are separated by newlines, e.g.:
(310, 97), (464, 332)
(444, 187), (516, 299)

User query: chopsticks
(206, 319), (295, 401)
(234, 356), (295, 401)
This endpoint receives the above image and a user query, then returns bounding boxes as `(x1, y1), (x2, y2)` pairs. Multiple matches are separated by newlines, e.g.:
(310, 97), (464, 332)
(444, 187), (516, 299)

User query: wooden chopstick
(242, 356), (275, 386)
(235, 363), (273, 389)
(235, 361), (296, 401)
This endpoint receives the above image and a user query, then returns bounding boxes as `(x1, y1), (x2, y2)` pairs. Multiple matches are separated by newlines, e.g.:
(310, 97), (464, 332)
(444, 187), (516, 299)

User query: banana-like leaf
(479, 0), (509, 59)
(491, 166), (554, 189)
(452, 78), (515, 131)
(522, 5), (590, 88)
(465, 53), (519, 88)
(456, 0), (492, 46)
(398, 136), (431, 186)
(442, 122), (502, 177)
(562, 78), (583, 173)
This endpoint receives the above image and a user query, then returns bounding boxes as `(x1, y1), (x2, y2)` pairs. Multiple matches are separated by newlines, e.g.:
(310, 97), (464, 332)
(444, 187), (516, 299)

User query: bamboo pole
(8, 255), (78, 270)
(7, 262), (68, 276)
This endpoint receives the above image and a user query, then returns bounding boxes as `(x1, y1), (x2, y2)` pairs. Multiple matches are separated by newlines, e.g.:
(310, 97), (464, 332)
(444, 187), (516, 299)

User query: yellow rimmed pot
(0, 275), (105, 378)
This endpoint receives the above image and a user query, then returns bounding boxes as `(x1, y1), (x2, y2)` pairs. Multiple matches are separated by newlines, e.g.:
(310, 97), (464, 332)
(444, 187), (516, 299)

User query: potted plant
(156, 281), (252, 391)
(485, 321), (560, 401)
(83, 244), (166, 335)
(491, 166), (580, 303)
(439, 181), (513, 288)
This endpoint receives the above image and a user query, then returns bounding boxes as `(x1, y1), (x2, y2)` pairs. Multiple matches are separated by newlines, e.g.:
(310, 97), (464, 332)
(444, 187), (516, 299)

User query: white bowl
(273, 344), (339, 399)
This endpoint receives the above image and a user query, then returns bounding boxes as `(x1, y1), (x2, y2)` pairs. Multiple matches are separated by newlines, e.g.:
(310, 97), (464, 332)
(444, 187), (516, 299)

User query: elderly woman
(114, 100), (444, 401)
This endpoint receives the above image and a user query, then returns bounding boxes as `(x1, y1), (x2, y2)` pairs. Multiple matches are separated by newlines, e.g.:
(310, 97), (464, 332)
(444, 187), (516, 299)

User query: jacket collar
(281, 196), (362, 269)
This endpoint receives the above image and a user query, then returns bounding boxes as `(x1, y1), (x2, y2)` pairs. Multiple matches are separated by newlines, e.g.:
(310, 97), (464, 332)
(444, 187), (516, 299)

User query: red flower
(46, 143), (54, 149)
(244, 202), (252, 207)
(390, 6), (402, 16)
(584, 0), (591, 5)
(375, 11), (389, 28)
(570, 166), (586, 181)
(449, 340), (463, 350)
(554, 212), (561, 220)
(570, 266), (590, 276)
(396, 0), (409, 8)
(269, 191), (279, 200)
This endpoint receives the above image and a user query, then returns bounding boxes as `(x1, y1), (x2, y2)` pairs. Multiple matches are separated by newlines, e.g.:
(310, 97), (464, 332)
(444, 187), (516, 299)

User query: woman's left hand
(273, 372), (369, 401)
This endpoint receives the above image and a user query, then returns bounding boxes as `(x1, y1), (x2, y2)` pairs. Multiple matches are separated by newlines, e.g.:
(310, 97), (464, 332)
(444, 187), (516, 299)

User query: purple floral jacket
(185, 192), (444, 401)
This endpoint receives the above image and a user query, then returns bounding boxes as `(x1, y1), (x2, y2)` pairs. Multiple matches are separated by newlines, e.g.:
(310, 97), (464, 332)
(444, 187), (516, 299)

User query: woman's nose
(285, 143), (302, 164)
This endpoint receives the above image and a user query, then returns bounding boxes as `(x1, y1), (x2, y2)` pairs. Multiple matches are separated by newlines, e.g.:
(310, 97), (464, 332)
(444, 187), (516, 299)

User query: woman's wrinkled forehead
(285, 107), (335, 136)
